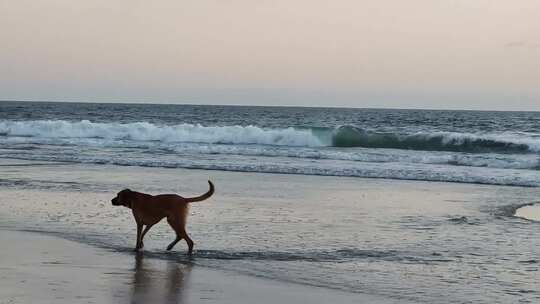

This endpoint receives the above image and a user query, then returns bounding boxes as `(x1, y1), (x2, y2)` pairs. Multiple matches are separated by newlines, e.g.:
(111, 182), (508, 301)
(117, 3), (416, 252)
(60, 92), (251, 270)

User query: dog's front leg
(135, 222), (143, 251)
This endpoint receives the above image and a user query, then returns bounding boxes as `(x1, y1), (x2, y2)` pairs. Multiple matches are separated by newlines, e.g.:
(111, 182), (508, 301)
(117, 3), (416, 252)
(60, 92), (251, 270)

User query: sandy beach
(0, 230), (398, 304)
(515, 204), (540, 222)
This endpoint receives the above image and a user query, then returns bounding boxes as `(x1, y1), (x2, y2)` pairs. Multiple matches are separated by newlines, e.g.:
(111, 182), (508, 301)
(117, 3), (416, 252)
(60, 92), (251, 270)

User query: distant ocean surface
(1, 101), (540, 186)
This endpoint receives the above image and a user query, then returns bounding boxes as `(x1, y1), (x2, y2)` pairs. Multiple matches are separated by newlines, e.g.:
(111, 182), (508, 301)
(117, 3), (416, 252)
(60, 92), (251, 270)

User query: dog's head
(111, 189), (134, 207)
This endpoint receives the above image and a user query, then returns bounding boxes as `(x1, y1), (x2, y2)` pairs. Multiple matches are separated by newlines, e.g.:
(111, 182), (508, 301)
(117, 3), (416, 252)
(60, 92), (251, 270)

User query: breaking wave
(1, 120), (539, 154)
(332, 125), (540, 153)
(0, 120), (324, 147)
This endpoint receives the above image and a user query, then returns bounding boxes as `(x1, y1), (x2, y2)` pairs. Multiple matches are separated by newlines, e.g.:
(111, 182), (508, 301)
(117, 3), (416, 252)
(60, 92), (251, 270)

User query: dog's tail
(185, 180), (215, 203)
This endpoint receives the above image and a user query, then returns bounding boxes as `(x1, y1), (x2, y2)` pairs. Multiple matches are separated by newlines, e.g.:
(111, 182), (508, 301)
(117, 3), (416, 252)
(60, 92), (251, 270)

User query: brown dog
(111, 181), (214, 254)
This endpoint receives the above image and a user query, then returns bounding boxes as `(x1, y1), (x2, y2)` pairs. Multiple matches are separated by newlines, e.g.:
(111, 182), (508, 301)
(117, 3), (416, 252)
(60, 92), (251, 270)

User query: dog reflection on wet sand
(130, 252), (192, 304)
(111, 181), (214, 254)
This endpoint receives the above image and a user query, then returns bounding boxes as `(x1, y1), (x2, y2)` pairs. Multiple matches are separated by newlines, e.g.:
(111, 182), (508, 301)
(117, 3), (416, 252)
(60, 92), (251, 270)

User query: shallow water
(0, 160), (539, 303)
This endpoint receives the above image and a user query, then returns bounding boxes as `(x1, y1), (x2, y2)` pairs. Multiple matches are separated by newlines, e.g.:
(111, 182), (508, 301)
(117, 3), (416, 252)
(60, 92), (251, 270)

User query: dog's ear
(122, 188), (134, 201)
(118, 189), (134, 207)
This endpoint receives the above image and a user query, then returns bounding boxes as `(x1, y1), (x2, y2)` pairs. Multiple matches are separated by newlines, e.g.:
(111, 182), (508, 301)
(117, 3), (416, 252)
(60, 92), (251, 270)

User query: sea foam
(0, 120), (324, 147)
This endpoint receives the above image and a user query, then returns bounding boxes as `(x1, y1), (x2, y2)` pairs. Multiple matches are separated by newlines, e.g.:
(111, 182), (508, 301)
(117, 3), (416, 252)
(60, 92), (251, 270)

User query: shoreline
(1, 155), (539, 189)
(1, 157), (537, 191)
(0, 229), (404, 304)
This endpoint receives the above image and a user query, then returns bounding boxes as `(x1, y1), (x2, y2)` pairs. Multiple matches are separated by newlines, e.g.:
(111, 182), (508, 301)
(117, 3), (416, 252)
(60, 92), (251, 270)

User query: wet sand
(515, 203), (540, 222)
(0, 230), (401, 304)
(1, 159), (539, 303)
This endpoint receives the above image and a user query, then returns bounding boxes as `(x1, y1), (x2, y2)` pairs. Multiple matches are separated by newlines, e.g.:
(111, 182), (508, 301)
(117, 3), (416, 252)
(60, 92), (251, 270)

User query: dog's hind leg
(167, 228), (194, 254)
(166, 236), (182, 251)
(182, 230), (194, 255)
(166, 217), (183, 251)
(167, 217), (193, 254)
(166, 217), (194, 254)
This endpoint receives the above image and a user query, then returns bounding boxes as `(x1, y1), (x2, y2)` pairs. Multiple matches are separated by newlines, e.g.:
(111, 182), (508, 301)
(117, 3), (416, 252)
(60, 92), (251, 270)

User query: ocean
(1, 101), (540, 186)
(1, 101), (539, 303)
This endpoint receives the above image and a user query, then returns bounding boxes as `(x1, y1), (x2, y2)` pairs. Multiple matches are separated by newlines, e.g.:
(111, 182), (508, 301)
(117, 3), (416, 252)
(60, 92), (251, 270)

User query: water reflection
(130, 252), (192, 304)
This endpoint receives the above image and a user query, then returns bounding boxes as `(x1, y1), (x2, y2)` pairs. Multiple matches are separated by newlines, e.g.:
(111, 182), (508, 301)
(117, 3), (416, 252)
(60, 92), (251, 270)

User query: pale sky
(1, 0), (539, 110)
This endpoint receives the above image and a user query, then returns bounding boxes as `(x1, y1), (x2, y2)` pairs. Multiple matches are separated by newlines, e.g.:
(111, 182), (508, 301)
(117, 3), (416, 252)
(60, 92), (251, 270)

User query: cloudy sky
(1, 0), (539, 110)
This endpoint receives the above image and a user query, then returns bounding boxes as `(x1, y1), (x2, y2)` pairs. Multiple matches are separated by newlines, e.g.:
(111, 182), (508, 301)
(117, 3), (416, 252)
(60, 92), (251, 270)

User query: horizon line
(1, 99), (539, 113)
